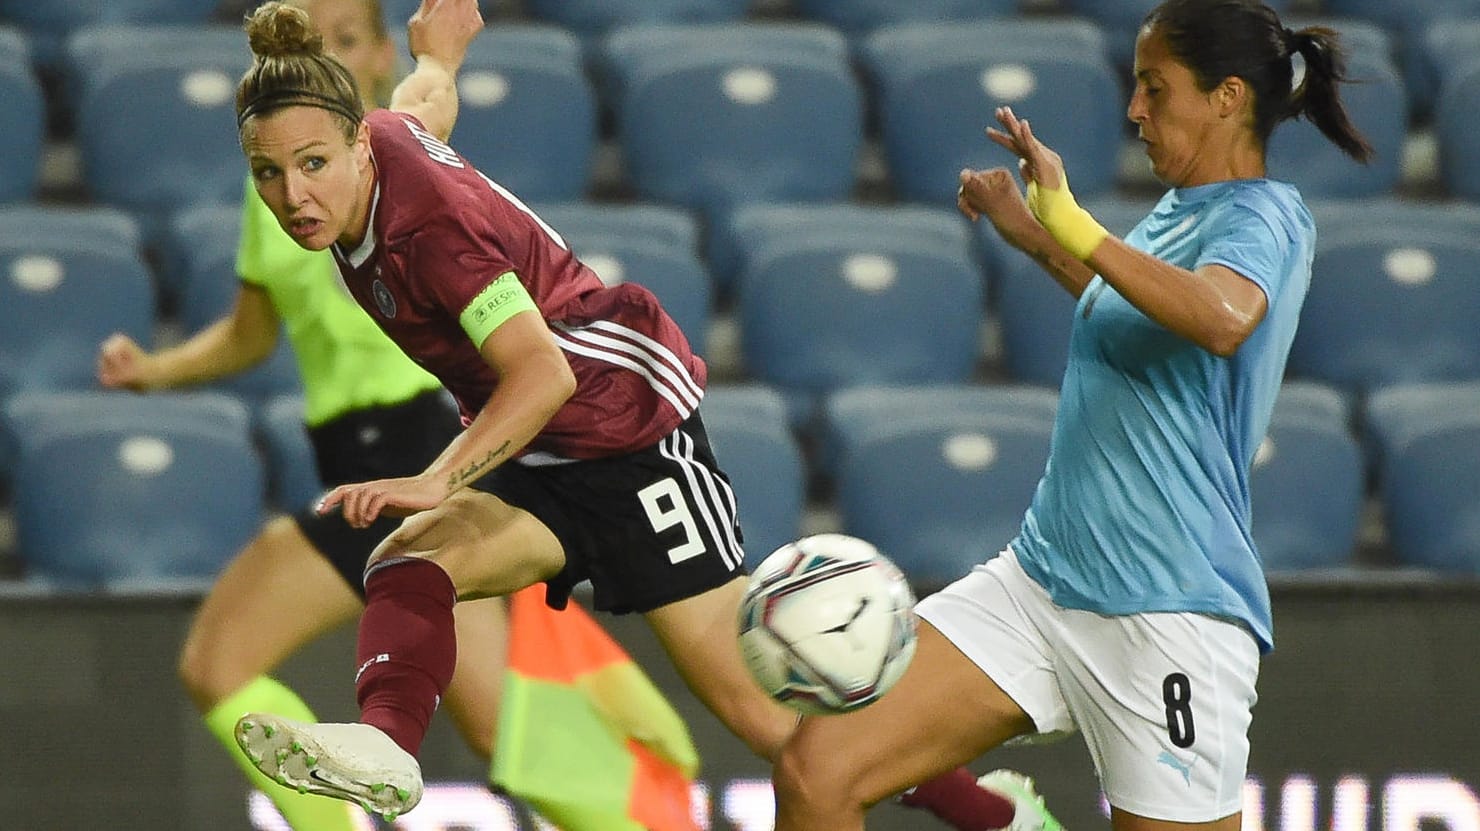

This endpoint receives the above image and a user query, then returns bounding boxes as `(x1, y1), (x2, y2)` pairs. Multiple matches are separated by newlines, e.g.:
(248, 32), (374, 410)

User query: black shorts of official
(292, 390), (463, 599)
(469, 411), (749, 615)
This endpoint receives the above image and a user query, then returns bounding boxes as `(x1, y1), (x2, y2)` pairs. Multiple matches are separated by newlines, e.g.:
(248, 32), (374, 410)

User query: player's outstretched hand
(97, 333), (156, 391)
(408, 0), (483, 72)
(958, 167), (1041, 253)
(317, 475), (448, 528)
(986, 105), (1066, 192)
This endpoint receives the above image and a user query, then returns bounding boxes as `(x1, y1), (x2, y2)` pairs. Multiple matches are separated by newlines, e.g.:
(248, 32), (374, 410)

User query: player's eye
(253, 166), (279, 182)
(303, 156), (327, 172)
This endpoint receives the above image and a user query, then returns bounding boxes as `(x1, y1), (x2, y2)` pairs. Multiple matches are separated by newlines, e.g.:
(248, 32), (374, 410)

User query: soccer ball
(737, 534), (918, 715)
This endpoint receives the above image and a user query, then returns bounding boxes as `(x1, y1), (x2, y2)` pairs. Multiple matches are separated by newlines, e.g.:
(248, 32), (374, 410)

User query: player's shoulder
(1210, 179), (1313, 243)
(366, 110), (474, 242)
(365, 108), (450, 171)
(365, 107), (423, 137)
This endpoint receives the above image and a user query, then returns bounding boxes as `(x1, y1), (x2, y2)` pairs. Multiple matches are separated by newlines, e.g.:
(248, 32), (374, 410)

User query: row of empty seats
(5, 199), (1479, 414)
(3, 15), (1480, 216)
(3, 1), (1478, 591)
(7, 0), (1480, 57)
(4, 379), (1478, 589)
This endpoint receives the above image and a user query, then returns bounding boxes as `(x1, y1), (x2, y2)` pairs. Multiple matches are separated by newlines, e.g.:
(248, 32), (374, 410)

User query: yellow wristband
(1026, 177), (1109, 261)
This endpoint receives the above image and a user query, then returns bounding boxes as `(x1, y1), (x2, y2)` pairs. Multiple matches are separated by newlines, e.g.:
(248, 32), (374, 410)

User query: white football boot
(235, 713), (423, 822)
(975, 769), (1065, 831)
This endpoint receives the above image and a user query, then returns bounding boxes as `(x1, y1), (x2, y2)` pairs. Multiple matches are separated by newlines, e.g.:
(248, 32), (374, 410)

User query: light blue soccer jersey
(1011, 179), (1314, 653)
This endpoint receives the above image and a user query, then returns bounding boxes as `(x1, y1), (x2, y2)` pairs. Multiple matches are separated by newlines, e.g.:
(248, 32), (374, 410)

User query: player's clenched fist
(97, 332), (158, 391)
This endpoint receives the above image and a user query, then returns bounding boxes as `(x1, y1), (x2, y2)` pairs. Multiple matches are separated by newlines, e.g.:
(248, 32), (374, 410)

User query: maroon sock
(899, 767), (1017, 831)
(354, 558), (457, 757)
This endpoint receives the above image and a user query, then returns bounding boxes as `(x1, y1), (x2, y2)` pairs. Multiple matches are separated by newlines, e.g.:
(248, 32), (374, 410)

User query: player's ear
(352, 120), (372, 170)
(1215, 75), (1247, 119)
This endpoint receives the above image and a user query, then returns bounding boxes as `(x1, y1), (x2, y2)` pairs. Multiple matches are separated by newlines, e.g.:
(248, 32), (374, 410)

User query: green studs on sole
(370, 783), (386, 794)
(263, 725), (276, 739)
(303, 755), (317, 766)
(395, 788), (410, 801)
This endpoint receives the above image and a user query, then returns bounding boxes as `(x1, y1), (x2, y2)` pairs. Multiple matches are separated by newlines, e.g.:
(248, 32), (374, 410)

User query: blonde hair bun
(245, 1), (324, 58)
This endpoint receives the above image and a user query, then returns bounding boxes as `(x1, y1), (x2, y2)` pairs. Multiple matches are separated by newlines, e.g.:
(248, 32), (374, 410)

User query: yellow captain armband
(460, 271), (539, 347)
(1027, 176), (1109, 261)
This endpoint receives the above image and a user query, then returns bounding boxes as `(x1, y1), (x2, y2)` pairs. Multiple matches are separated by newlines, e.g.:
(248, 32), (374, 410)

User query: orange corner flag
(492, 585), (701, 831)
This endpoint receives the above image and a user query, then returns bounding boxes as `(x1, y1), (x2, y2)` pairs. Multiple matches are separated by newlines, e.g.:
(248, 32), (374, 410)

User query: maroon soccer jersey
(330, 110), (707, 460)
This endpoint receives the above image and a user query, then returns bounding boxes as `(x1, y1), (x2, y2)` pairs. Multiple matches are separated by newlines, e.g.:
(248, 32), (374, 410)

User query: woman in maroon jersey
(228, 1), (1023, 827)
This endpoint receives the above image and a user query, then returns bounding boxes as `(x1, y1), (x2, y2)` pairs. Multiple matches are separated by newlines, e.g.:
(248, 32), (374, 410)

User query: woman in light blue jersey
(770, 2), (1373, 831)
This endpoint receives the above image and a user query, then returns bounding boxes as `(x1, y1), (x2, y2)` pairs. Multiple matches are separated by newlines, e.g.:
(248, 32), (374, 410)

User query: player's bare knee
(736, 695), (796, 760)
(773, 738), (857, 813)
(257, 514), (305, 548)
(176, 632), (208, 700)
(177, 623), (242, 708)
(703, 693), (789, 761)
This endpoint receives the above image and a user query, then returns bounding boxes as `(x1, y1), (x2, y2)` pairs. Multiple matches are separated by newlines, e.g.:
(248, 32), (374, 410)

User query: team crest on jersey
(371, 279), (397, 318)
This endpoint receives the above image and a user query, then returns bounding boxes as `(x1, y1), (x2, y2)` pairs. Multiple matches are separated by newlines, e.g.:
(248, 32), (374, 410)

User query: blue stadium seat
(531, 202), (710, 347)
(1420, 18), (1480, 108)
(1266, 23), (1406, 198)
(1292, 16), (1396, 62)
(0, 0), (218, 67)
(0, 206), (154, 397)
(823, 384), (1057, 586)
(701, 385), (805, 569)
(718, 201), (973, 297)
(1062, 0), (1296, 70)
(816, 382), (1058, 480)
(155, 201), (239, 305)
(1365, 382), (1480, 573)
(1249, 382), (1364, 571)
(861, 20), (1123, 205)
(1288, 201), (1480, 391)
(989, 196), (1156, 387)
(256, 394), (324, 514)
(450, 27), (596, 201)
(1323, 0), (1480, 119)
(1435, 61), (1480, 202)
(791, 0), (1016, 36)
(379, 0), (500, 27)
(600, 23), (863, 215)
(0, 388), (249, 477)
(0, 28), (42, 204)
(3, 390), (265, 586)
(523, 0), (749, 39)
(533, 201), (699, 255)
(66, 25), (252, 221)
(159, 204), (303, 402)
(732, 205), (985, 421)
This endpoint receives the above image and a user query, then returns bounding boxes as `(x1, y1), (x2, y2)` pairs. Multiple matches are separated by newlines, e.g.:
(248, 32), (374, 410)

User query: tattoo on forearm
(448, 440), (511, 488)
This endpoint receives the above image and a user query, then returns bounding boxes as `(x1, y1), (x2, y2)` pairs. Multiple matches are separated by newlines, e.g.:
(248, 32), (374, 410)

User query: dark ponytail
(1286, 27), (1374, 162)
(1145, 0), (1374, 163)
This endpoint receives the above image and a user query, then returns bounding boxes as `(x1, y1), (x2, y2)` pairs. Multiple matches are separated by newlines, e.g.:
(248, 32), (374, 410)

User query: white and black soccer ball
(737, 533), (918, 715)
